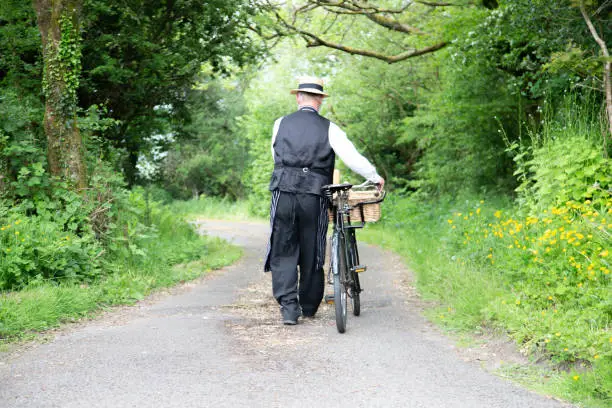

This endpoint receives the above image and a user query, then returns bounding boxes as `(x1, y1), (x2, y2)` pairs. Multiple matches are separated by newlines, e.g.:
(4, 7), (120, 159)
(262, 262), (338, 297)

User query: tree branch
(580, 1), (612, 154)
(312, 0), (412, 14)
(302, 29), (447, 63)
(416, 1), (459, 6)
(363, 12), (425, 35)
(271, 6), (446, 63)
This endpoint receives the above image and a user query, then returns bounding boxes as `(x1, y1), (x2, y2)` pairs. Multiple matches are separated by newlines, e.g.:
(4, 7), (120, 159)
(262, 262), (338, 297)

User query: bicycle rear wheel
(332, 232), (347, 333)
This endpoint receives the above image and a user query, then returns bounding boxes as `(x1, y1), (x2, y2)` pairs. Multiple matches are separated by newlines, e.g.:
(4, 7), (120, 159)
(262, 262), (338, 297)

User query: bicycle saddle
(321, 183), (353, 193)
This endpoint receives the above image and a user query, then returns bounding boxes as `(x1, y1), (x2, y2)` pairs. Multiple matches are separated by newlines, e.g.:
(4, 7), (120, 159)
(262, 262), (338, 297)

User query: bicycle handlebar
(351, 180), (379, 190)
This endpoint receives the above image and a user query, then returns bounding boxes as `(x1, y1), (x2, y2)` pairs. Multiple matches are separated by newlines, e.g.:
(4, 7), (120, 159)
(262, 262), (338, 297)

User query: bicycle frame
(330, 190), (362, 287)
(323, 183), (385, 333)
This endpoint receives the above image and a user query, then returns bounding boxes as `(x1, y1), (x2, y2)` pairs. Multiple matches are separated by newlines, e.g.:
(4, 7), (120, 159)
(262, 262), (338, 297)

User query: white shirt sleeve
(271, 117), (283, 160)
(328, 122), (382, 183)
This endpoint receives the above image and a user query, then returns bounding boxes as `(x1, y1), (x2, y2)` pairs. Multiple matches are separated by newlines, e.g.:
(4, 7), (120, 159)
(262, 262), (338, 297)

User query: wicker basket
(328, 189), (382, 223)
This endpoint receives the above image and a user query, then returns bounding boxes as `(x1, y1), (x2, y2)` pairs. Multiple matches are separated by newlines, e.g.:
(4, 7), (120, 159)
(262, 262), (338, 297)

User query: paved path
(0, 220), (573, 408)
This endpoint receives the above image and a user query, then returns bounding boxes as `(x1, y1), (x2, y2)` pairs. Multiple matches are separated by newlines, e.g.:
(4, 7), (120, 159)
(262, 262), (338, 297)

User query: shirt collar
(298, 105), (318, 113)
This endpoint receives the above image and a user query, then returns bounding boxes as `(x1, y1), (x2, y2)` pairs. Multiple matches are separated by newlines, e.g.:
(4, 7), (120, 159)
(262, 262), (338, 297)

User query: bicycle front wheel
(332, 232), (347, 333)
(347, 229), (361, 316)
(351, 273), (361, 316)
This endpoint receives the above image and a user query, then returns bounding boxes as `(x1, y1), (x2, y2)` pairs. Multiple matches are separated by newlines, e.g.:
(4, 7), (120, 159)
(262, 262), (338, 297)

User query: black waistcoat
(269, 108), (335, 196)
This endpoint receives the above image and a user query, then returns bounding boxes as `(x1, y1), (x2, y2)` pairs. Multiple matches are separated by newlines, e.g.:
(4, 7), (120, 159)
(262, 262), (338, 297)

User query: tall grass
(170, 196), (258, 221)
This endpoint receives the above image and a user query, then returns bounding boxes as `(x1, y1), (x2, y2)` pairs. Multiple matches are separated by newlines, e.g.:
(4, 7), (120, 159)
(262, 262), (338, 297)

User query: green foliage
(41, 12), (82, 116)
(404, 46), (518, 195)
(0, 192), (102, 290)
(511, 94), (611, 209)
(79, 0), (265, 183)
(361, 191), (611, 406)
(455, 0), (605, 99)
(161, 74), (250, 199)
(0, 1), (42, 96)
(403, 0), (609, 197)
(0, 88), (45, 186)
(326, 52), (425, 190)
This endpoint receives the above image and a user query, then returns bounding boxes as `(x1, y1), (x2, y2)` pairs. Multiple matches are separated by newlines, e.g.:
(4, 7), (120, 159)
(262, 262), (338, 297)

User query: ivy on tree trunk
(33, 0), (87, 190)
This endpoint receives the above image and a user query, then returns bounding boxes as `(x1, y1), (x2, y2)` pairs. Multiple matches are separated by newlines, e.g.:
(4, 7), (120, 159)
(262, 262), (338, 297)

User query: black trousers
(268, 192), (325, 317)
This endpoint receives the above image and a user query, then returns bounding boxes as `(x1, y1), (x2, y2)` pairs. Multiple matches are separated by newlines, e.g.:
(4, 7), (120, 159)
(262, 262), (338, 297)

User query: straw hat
(290, 76), (329, 97)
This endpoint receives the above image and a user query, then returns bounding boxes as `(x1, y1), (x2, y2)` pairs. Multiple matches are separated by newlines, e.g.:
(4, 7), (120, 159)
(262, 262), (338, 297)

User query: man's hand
(377, 178), (385, 192)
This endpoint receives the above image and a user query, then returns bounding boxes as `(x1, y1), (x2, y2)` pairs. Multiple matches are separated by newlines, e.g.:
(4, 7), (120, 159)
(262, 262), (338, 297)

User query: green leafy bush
(511, 95), (611, 209)
(0, 184), (104, 290)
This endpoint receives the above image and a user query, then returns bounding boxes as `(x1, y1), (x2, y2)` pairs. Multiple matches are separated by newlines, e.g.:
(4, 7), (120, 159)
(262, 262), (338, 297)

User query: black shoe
(281, 306), (299, 325)
(301, 311), (316, 318)
(283, 317), (298, 325)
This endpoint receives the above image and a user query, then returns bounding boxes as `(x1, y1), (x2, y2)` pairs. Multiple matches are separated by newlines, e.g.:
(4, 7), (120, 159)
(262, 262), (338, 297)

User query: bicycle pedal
(324, 294), (335, 304)
(351, 265), (367, 273)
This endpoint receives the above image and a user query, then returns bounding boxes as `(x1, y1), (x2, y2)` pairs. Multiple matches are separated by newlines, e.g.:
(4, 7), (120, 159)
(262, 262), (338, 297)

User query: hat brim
(290, 88), (329, 97)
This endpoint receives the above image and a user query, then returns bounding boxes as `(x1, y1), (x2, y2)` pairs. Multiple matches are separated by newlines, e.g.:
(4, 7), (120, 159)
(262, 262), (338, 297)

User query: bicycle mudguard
(331, 233), (340, 275)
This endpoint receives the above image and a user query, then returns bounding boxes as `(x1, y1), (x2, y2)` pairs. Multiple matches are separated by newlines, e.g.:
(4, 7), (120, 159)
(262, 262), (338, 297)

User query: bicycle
(321, 181), (386, 333)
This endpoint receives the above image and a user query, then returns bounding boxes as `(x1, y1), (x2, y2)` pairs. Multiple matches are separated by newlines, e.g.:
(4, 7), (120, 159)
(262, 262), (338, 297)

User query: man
(264, 77), (384, 325)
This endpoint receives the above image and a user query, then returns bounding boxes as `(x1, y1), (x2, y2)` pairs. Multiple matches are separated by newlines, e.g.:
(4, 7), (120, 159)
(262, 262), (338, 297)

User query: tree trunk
(33, 0), (87, 190)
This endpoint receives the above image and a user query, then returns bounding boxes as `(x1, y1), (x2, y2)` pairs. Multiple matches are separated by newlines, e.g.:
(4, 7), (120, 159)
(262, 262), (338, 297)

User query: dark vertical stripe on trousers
(316, 196), (329, 271)
(264, 189), (281, 272)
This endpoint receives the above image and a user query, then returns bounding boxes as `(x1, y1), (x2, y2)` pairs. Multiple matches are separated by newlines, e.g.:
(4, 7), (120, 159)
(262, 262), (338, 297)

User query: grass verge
(0, 206), (242, 342)
(360, 194), (611, 408)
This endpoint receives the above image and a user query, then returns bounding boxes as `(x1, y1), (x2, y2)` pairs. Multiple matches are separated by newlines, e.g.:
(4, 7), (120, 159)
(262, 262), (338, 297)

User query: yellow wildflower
(600, 249), (609, 257)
